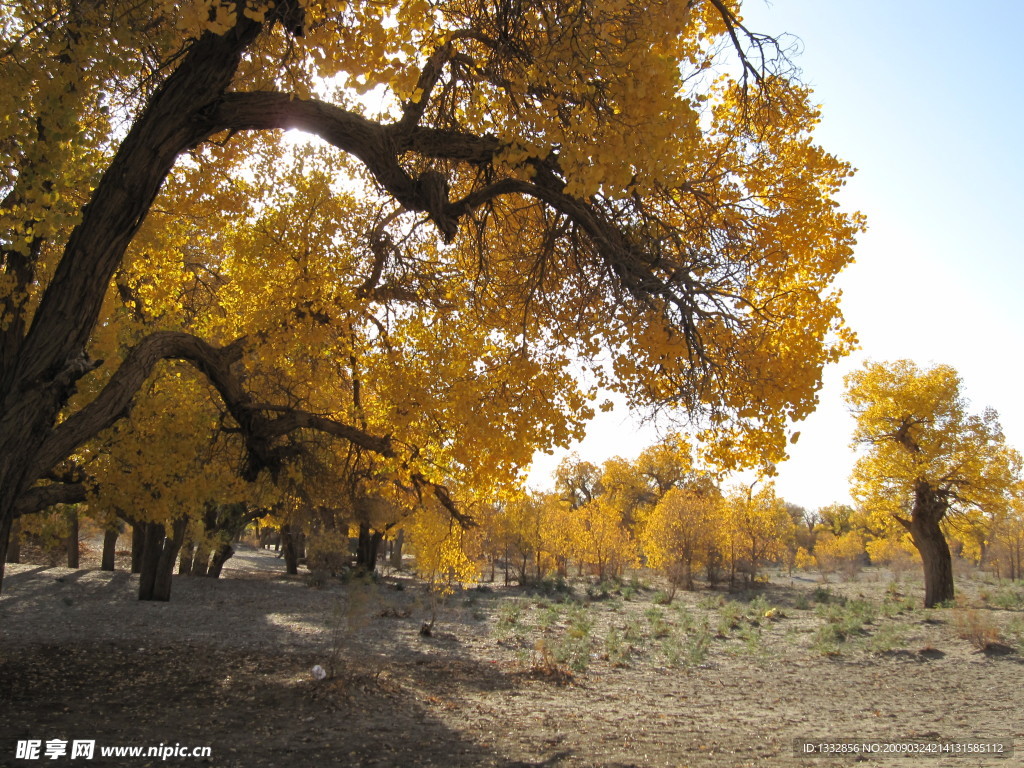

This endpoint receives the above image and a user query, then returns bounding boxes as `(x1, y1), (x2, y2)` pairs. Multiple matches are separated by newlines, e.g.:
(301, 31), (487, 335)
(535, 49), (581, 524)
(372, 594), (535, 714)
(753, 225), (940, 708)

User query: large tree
(1, 0), (860, 592)
(845, 360), (1019, 607)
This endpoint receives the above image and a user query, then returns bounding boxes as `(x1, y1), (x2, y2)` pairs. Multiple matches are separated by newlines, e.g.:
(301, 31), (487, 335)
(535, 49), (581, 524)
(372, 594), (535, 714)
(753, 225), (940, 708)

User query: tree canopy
(0, 0), (861, 593)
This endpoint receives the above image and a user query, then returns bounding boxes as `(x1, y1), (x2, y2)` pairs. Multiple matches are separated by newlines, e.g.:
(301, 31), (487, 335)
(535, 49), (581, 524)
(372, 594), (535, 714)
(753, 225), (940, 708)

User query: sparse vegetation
(953, 607), (1003, 651)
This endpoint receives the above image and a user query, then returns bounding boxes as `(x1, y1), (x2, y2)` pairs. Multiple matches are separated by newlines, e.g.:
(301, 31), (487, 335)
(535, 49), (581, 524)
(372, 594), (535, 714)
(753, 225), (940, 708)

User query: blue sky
(531, 0), (1024, 509)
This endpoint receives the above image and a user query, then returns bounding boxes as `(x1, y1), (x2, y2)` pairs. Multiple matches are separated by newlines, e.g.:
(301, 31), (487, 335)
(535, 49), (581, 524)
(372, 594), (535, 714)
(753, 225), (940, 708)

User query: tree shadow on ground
(0, 565), (593, 766)
(0, 640), (584, 767)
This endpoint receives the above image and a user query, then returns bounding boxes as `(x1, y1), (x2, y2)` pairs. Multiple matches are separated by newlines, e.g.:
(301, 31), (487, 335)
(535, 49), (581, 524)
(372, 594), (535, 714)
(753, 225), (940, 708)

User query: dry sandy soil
(2, 546), (1022, 767)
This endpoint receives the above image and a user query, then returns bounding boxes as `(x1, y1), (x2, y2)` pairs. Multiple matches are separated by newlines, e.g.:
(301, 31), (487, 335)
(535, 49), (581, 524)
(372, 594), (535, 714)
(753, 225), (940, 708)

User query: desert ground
(1, 545), (1022, 767)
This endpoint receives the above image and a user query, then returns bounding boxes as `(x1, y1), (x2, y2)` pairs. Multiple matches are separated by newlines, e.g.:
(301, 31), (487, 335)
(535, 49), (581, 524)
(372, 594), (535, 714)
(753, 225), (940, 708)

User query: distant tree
(721, 482), (791, 584)
(816, 503), (858, 536)
(845, 360), (1019, 607)
(642, 484), (721, 593)
(813, 531), (865, 581)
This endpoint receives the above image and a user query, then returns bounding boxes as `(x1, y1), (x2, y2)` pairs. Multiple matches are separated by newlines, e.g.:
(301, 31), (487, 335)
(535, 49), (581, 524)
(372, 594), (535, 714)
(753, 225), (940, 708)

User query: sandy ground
(1, 548), (1022, 767)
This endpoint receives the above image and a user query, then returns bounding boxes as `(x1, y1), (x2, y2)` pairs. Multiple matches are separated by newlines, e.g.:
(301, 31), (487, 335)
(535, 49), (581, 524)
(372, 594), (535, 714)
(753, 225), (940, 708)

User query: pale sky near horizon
(529, 0), (1024, 510)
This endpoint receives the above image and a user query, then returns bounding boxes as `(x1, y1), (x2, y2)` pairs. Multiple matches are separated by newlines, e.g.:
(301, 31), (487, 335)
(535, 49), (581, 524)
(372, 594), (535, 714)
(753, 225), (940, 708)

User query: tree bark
(151, 518), (188, 601)
(177, 541), (194, 575)
(907, 481), (955, 608)
(65, 507), (79, 568)
(207, 543), (234, 578)
(131, 525), (145, 574)
(389, 528), (404, 571)
(0, 513), (13, 579)
(101, 528), (119, 571)
(137, 523), (164, 600)
(138, 518), (187, 601)
(191, 540), (211, 577)
(5, 517), (20, 564)
(356, 523), (383, 574)
(281, 523), (299, 575)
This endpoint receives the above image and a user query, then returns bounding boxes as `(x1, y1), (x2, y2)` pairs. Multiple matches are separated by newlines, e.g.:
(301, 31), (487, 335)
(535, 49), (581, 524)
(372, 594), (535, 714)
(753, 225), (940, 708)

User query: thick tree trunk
(207, 543), (234, 578)
(131, 525), (145, 574)
(911, 521), (954, 608)
(908, 481), (955, 608)
(356, 523), (383, 574)
(152, 518), (188, 601)
(65, 507), (79, 568)
(101, 528), (119, 571)
(5, 517), (20, 564)
(138, 518), (187, 601)
(137, 523), (164, 600)
(281, 523), (299, 575)
(191, 541), (211, 577)
(389, 528), (404, 571)
(177, 541), (195, 575)
(0, 513), (13, 581)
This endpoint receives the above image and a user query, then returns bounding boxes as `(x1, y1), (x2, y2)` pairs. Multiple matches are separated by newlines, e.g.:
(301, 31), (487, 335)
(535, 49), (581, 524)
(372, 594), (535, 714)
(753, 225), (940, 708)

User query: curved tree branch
(32, 331), (393, 485)
(15, 482), (87, 517)
(209, 91), (712, 358)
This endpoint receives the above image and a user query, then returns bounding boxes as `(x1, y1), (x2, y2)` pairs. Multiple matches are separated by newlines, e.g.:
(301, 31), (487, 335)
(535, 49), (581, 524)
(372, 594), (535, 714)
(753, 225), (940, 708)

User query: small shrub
(735, 623), (763, 656)
(1005, 615), (1024, 649)
(604, 626), (631, 666)
(814, 599), (875, 647)
(748, 594), (771, 616)
(990, 587), (1024, 611)
(812, 623), (844, 656)
(644, 606), (670, 638)
(812, 585), (843, 605)
(673, 604), (696, 633)
(566, 604), (594, 639)
(587, 580), (620, 600)
(866, 623), (908, 654)
(662, 626), (712, 668)
(698, 594), (725, 610)
(623, 618), (644, 645)
(536, 602), (562, 634)
(553, 635), (592, 672)
(685, 629), (712, 666)
(716, 601), (746, 636)
(306, 531), (351, 576)
(494, 601), (528, 645)
(953, 608), (1003, 651)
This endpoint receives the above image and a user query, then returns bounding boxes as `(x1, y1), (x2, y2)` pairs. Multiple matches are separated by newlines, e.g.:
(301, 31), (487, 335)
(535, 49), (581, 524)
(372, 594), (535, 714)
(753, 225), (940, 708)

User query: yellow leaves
(845, 360), (1019, 526)
(4, 0), (864, 572)
(409, 501), (479, 587)
(85, 360), (250, 524)
(642, 486), (719, 582)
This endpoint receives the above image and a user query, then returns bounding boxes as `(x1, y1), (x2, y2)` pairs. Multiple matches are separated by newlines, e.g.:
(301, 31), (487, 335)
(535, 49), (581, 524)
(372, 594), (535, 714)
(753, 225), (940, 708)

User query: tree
(642, 484), (721, 593)
(721, 482), (790, 583)
(989, 491), (1024, 581)
(845, 360), (1019, 607)
(813, 530), (865, 581)
(0, 0), (860, 594)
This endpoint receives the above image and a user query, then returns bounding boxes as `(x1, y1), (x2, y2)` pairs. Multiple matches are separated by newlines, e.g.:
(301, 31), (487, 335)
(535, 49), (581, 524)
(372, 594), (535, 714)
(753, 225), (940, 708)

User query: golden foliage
(845, 360), (1019, 534)
(3, 0), (861, 581)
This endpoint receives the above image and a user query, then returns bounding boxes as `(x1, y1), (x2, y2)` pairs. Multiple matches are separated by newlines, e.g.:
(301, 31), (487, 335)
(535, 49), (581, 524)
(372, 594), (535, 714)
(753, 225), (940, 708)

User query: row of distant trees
(10, 356), (1022, 612)
(457, 449), (1024, 599)
(10, 426), (1024, 605)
